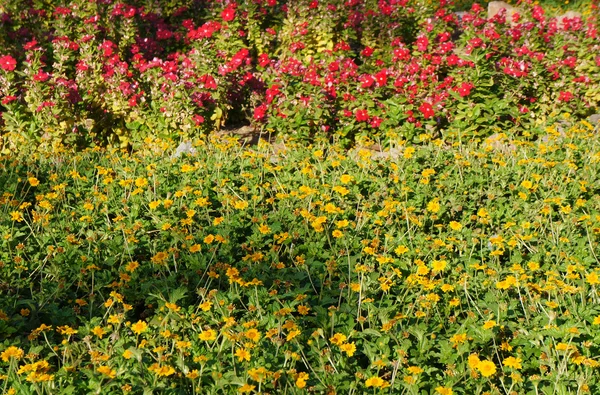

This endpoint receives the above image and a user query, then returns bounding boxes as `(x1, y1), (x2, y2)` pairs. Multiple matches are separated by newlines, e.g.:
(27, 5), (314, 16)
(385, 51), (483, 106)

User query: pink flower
(416, 35), (429, 52)
(0, 55), (17, 71)
(418, 102), (434, 119)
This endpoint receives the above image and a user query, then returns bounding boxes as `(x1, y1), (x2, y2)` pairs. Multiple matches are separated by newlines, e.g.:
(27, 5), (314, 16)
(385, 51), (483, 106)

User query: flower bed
(0, 0), (598, 149)
(2, 122), (600, 392)
(2, 0), (600, 394)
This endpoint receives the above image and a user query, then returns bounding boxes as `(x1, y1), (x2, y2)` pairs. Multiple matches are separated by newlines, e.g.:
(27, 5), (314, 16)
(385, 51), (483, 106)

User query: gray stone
(171, 141), (197, 158)
(589, 114), (600, 124)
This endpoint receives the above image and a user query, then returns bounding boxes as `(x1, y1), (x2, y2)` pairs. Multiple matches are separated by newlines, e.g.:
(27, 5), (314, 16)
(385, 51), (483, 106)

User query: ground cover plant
(2, 0), (600, 394)
(3, 124), (600, 394)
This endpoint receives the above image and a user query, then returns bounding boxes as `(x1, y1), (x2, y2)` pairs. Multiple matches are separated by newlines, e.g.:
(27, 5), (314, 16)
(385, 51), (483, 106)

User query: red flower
(375, 69), (387, 87)
(193, 114), (205, 125)
(418, 102), (434, 119)
(355, 109), (369, 122)
(1, 95), (17, 105)
(254, 103), (268, 121)
(258, 53), (270, 67)
(0, 55), (17, 72)
(370, 116), (383, 128)
(222, 7), (235, 22)
(359, 74), (375, 88)
(558, 91), (573, 102)
(455, 82), (474, 97)
(33, 70), (50, 82)
(361, 46), (374, 57)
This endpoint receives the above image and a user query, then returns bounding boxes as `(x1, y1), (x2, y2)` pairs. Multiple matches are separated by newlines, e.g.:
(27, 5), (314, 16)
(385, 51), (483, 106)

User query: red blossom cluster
(0, 0), (597, 146)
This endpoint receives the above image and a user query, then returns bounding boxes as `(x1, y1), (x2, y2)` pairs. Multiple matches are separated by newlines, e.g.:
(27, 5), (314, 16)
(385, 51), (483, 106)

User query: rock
(487, 1), (522, 22)
(589, 114), (600, 125)
(454, 11), (467, 21)
(484, 133), (516, 152)
(171, 141), (197, 158)
(556, 11), (582, 29)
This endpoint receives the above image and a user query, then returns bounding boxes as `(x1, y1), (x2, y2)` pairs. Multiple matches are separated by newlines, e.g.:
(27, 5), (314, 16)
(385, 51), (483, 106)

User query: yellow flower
(503, 356), (522, 369)
(199, 301), (212, 311)
(149, 363), (175, 377)
(91, 326), (106, 339)
(468, 354), (481, 370)
(365, 376), (388, 388)
(125, 261), (139, 272)
(441, 284), (454, 292)
(131, 320), (148, 335)
(245, 329), (261, 343)
(28, 177), (40, 186)
(286, 329), (301, 341)
(593, 316), (600, 325)
(482, 320), (496, 329)
(248, 367), (269, 382)
(134, 177), (148, 188)
(234, 200), (248, 210)
(148, 200), (161, 210)
(340, 174), (354, 184)
(435, 387), (453, 395)
(235, 348), (251, 362)
(340, 342), (356, 356)
(333, 185), (349, 196)
(1, 346), (24, 362)
(521, 180), (533, 189)
(189, 244), (202, 253)
(296, 372), (309, 389)
(449, 221), (462, 231)
(238, 384), (256, 393)
(199, 329), (217, 341)
(394, 245), (409, 255)
(329, 333), (347, 346)
(431, 260), (447, 272)
(586, 271), (600, 285)
(97, 365), (116, 379)
(122, 350), (134, 360)
(477, 360), (497, 377)
(450, 333), (467, 346)
(10, 211), (24, 222)
(407, 366), (423, 375)
(403, 146), (415, 159)
(258, 224), (270, 234)
(181, 164), (194, 172)
(332, 230), (343, 238)
(427, 199), (440, 213)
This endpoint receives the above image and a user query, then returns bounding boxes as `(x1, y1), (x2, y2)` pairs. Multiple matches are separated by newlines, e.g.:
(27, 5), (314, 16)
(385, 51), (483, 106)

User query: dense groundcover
(2, 0), (600, 394)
